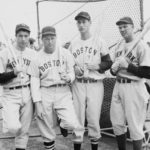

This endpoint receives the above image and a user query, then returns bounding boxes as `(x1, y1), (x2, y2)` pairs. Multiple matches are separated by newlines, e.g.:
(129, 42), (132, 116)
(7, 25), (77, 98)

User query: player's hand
(117, 57), (130, 69)
(35, 101), (46, 120)
(60, 72), (71, 83)
(111, 61), (121, 74)
(14, 65), (23, 75)
(74, 65), (84, 77)
(86, 63), (100, 71)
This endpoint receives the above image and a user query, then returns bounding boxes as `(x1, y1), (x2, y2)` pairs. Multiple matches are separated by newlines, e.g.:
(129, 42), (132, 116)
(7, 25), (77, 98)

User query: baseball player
(70, 11), (112, 150)
(0, 24), (36, 150)
(110, 17), (150, 150)
(28, 26), (81, 150)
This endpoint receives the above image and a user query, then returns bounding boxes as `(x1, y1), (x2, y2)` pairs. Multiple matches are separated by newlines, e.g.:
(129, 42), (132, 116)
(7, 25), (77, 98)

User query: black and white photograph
(0, 0), (150, 150)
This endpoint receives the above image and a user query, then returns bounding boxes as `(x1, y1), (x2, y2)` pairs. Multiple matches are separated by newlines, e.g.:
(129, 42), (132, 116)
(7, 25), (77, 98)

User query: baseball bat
(0, 23), (18, 65)
(0, 23), (24, 78)
(125, 18), (150, 57)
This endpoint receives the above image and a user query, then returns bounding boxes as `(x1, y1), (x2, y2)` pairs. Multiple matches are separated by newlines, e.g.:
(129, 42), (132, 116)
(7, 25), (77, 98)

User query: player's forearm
(67, 71), (75, 83)
(99, 54), (113, 73)
(30, 76), (42, 102)
(127, 64), (150, 79)
(0, 71), (17, 84)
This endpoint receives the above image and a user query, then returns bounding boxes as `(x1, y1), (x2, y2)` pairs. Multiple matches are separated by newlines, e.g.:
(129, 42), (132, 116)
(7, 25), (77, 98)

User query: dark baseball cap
(15, 23), (30, 33)
(116, 17), (134, 25)
(41, 26), (56, 36)
(75, 11), (91, 21)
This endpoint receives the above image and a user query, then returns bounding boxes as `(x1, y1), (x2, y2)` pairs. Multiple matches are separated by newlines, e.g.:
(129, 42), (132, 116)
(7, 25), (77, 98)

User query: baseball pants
(2, 86), (33, 149)
(110, 80), (149, 140)
(72, 80), (104, 143)
(37, 85), (82, 143)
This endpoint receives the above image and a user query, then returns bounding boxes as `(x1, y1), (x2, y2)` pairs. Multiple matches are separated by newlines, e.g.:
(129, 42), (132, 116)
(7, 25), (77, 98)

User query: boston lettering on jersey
(7, 57), (31, 68)
(73, 46), (97, 58)
(39, 59), (65, 72)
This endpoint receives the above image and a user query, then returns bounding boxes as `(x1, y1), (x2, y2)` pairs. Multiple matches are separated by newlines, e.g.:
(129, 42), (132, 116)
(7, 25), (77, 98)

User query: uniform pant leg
(110, 83), (127, 136)
(54, 86), (83, 142)
(2, 90), (21, 134)
(86, 81), (104, 142)
(122, 82), (148, 140)
(72, 82), (86, 142)
(15, 87), (34, 149)
(36, 87), (56, 143)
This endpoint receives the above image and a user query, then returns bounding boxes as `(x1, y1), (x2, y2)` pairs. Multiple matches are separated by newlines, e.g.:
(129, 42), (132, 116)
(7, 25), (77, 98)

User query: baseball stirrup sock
(91, 139), (99, 145)
(133, 139), (143, 150)
(91, 144), (98, 150)
(116, 134), (126, 150)
(91, 139), (99, 150)
(44, 141), (55, 150)
(74, 143), (81, 150)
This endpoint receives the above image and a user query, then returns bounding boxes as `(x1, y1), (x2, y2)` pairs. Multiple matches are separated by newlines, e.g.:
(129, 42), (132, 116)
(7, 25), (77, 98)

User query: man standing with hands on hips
(28, 26), (81, 150)
(110, 17), (150, 150)
(70, 11), (112, 150)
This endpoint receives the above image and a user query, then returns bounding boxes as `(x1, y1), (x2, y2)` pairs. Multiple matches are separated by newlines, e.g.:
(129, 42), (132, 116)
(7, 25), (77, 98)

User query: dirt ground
(0, 120), (133, 150)
(0, 135), (133, 150)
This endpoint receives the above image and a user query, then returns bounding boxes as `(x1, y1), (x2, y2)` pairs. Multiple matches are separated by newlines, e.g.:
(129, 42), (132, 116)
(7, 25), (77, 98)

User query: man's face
(76, 18), (91, 33)
(118, 24), (134, 39)
(16, 31), (30, 48)
(42, 34), (56, 52)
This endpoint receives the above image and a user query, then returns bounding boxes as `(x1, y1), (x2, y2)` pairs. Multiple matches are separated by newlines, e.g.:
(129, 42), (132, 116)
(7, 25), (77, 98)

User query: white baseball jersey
(70, 35), (109, 80)
(113, 39), (150, 80)
(0, 46), (37, 88)
(28, 46), (75, 87)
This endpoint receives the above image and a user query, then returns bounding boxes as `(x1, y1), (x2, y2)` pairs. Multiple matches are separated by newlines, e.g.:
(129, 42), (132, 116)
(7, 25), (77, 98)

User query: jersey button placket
(20, 51), (25, 104)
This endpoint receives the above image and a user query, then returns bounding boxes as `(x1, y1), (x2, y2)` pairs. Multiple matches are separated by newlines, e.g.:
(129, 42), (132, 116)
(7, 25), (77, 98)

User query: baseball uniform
(28, 44), (81, 149)
(110, 38), (150, 139)
(70, 34), (111, 145)
(0, 46), (36, 149)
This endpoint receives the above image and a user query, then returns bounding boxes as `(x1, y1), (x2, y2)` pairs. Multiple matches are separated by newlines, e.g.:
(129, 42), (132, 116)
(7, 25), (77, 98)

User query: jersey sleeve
(27, 56), (40, 78)
(138, 41), (150, 66)
(65, 49), (75, 83)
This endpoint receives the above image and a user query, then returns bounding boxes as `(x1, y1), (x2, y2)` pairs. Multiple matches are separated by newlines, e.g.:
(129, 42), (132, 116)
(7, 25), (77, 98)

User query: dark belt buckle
(83, 79), (88, 83)
(122, 79), (125, 83)
(118, 78), (131, 83)
(9, 84), (30, 90)
(58, 84), (62, 87)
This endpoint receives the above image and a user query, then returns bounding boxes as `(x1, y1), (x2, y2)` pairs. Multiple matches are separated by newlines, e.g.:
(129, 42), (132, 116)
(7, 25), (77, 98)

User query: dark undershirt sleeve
(0, 71), (17, 84)
(127, 63), (150, 79)
(99, 54), (113, 73)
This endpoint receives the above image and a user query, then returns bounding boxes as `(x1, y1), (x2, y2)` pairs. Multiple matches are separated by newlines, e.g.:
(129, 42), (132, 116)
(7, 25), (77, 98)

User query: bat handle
(20, 72), (24, 79)
(83, 63), (89, 78)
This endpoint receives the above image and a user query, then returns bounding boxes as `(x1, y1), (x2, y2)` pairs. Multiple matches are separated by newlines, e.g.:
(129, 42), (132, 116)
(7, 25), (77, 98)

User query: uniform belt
(49, 84), (67, 88)
(7, 84), (30, 90)
(117, 78), (132, 83)
(77, 78), (98, 83)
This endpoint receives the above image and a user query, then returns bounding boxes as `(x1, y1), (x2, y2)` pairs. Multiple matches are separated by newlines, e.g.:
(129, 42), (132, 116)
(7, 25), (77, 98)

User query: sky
(0, 0), (149, 46)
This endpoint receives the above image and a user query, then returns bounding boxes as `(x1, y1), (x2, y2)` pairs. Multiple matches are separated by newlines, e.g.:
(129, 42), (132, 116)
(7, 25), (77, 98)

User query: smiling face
(118, 23), (134, 40)
(76, 18), (91, 34)
(42, 34), (56, 53)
